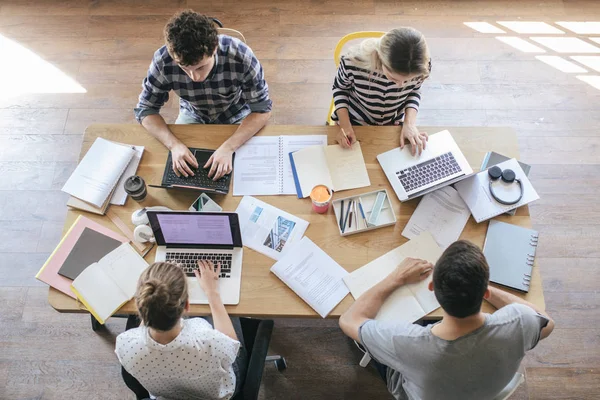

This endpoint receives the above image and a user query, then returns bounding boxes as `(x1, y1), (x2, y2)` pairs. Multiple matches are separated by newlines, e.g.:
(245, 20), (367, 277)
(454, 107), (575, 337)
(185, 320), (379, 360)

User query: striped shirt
(135, 35), (272, 124)
(331, 56), (430, 126)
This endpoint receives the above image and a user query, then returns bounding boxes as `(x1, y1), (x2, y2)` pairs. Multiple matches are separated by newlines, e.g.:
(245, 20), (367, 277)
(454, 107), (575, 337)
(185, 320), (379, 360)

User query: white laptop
(147, 211), (243, 305)
(377, 130), (473, 202)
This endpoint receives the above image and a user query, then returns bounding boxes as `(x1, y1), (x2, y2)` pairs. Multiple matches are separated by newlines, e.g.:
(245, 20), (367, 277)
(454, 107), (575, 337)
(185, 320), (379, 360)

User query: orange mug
(310, 185), (332, 214)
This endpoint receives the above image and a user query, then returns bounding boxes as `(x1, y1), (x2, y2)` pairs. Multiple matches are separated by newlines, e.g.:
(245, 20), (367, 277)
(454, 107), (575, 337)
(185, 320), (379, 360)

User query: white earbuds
(131, 206), (172, 244)
(134, 225), (155, 244)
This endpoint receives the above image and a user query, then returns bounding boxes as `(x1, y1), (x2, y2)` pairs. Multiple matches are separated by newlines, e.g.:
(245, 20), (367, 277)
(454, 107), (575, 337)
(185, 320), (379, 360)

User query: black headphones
(488, 166), (524, 205)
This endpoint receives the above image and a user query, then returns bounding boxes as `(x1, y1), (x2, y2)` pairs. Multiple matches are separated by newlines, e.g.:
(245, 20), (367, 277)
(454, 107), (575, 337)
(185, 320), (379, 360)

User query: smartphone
(189, 193), (223, 212)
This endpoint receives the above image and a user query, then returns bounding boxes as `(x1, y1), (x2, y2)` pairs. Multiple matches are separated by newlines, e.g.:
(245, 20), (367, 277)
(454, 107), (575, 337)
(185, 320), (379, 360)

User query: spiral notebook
(483, 220), (539, 292)
(233, 135), (327, 196)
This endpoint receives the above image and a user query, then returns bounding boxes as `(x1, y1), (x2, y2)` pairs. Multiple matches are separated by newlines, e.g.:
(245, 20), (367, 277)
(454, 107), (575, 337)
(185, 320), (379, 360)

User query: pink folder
(36, 215), (128, 298)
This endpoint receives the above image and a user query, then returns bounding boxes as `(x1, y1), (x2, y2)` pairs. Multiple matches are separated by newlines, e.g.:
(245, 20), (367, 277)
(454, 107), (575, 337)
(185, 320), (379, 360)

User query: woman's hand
(400, 124), (428, 156)
(336, 126), (357, 149)
(194, 260), (221, 296)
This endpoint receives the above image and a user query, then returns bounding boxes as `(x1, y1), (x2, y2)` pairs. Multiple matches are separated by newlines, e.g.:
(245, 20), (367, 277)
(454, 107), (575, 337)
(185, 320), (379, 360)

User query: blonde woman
(332, 27), (432, 155)
(115, 261), (247, 400)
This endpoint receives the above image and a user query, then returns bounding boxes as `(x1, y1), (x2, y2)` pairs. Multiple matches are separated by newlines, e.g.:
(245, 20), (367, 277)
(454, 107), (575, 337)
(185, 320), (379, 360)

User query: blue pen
(358, 198), (368, 227)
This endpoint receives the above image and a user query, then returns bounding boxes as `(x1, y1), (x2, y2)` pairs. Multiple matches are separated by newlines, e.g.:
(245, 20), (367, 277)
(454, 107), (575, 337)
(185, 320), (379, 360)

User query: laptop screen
(155, 213), (233, 245)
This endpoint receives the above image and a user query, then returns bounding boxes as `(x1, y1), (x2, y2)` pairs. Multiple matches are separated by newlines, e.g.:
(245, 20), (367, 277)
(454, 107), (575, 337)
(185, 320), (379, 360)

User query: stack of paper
(62, 138), (144, 214)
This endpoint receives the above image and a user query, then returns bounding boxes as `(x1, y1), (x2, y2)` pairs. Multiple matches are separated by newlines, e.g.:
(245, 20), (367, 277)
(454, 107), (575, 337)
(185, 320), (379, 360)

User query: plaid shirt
(135, 35), (272, 124)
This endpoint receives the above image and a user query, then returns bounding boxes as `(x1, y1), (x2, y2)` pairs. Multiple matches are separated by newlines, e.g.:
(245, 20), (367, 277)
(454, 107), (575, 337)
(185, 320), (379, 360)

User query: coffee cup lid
(124, 175), (144, 192)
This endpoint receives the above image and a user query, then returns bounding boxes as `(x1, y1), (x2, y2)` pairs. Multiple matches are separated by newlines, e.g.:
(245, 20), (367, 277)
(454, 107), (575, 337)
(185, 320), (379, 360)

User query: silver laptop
(147, 211), (243, 305)
(377, 130), (473, 202)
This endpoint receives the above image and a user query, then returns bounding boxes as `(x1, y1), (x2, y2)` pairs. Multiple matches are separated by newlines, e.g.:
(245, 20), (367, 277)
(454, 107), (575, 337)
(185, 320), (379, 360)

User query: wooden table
(48, 124), (545, 320)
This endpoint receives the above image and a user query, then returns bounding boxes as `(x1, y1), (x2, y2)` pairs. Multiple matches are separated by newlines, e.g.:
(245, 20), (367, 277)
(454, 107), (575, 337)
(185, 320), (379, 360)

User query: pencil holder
(332, 189), (396, 236)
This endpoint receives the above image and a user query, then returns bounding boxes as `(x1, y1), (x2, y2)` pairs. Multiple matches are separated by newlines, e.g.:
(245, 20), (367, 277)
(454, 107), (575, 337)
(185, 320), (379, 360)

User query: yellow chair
(326, 31), (386, 125)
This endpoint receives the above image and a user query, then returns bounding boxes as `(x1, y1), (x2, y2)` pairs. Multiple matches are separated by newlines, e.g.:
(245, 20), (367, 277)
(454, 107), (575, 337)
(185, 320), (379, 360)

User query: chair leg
(266, 355), (287, 371)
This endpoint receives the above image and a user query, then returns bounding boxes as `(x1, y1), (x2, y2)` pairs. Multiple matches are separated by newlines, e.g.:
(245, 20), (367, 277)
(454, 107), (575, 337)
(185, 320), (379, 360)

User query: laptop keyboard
(396, 152), (461, 192)
(165, 252), (232, 278)
(164, 171), (229, 191)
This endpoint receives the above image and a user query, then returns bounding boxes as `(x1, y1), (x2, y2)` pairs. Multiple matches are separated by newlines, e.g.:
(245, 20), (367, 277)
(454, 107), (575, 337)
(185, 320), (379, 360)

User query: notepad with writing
(270, 236), (349, 318)
(71, 243), (149, 324)
(343, 232), (443, 323)
(483, 220), (538, 293)
(289, 142), (370, 198)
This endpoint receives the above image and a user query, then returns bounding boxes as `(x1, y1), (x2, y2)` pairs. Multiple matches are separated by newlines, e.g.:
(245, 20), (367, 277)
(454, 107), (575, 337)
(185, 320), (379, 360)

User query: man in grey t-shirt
(339, 240), (555, 400)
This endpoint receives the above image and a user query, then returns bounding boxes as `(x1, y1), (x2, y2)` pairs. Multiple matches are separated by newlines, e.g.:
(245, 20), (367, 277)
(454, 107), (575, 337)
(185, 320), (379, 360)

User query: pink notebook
(36, 216), (128, 298)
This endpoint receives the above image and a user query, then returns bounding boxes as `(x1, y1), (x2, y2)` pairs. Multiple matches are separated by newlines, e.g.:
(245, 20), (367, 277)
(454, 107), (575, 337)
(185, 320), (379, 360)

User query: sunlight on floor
(571, 56), (600, 73)
(497, 21), (564, 34)
(463, 22), (505, 34)
(464, 21), (600, 91)
(556, 21), (600, 34)
(576, 75), (600, 90)
(535, 56), (587, 73)
(530, 37), (600, 53)
(0, 34), (86, 99)
(495, 37), (545, 53)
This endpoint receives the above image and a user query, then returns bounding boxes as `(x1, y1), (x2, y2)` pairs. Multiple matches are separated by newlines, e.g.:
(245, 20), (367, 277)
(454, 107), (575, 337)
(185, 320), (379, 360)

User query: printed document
(233, 135), (327, 196)
(110, 145), (144, 205)
(271, 237), (349, 318)
(235, 196), (309, 260)
(402, 186), (471, 248)
(343, 232), (443, 323)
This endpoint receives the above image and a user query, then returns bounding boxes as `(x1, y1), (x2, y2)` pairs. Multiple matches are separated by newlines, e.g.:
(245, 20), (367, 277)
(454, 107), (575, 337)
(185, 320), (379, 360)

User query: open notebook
(289, 142), (370, 198)
(71, 243), (148, 324)
(343, 232), (443, 323)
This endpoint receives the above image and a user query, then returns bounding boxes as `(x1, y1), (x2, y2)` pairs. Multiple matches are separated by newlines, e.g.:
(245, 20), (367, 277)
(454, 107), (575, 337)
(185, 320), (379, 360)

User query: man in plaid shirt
(135, 10), (272, 179)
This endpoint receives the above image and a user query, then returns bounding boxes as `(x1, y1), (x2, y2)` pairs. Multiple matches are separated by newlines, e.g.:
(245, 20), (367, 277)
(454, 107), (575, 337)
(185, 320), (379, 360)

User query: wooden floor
(1, 0), (599, 399)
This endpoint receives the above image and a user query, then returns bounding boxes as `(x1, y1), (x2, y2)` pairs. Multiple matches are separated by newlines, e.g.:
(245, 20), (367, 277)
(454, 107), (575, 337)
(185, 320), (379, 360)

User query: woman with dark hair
(115, 261), (246, 400)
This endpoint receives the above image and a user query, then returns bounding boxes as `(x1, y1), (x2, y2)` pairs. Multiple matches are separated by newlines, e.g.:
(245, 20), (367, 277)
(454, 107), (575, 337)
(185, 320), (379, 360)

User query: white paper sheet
(402, 186), (471, 248)
(235, 196), (309, 260)
(454, 159), (540, 223)
(270, 237), (349, 318)
(233, 135), (327, 196)
(110, 145), (144, 205)
(62, 138), (135, 207)
(343, 232), (443, 323)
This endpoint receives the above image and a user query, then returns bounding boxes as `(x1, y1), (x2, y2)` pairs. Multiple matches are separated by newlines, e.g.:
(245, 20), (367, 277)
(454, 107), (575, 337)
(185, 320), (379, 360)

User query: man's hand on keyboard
(194, 260), (221, 296)
(204, 143), (233, 181)
(171, 142), (198, 177)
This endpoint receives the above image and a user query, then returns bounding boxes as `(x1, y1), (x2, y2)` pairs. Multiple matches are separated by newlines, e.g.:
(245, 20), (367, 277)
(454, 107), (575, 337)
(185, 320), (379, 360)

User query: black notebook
(483, 220), (539, 293)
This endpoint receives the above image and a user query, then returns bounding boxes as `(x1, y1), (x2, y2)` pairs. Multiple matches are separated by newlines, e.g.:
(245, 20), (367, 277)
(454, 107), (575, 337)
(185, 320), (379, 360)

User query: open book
(289, 142), (370, 198)
(343, 232), (443, 323)
(271, 237), (349, 318)
(233, 135), (327, 196)
(62, 137), (135, 207)
(71, 243), (148, 324)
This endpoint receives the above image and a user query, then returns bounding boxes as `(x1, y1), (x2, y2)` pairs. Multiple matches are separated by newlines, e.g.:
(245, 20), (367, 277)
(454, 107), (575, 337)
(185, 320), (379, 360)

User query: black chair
(121, 316), (286, 400)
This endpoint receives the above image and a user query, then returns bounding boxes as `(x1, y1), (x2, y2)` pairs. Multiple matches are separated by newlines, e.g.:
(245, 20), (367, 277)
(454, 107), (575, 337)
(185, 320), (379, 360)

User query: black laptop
(153, 148), (234, 195)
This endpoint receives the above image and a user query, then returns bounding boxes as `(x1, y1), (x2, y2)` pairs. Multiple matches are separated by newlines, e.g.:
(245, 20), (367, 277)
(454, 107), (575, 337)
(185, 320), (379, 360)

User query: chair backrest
(218, 28), (247, 43)
(326, 31), (386, 125)
(492, 372), (525, 400)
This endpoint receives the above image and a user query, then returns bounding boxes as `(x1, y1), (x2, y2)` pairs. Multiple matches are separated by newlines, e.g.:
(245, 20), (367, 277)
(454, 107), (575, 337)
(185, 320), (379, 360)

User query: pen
(349, 208), (353, 228)
(358, 198), (368, 227)
(341, 128), (351, 147)
(354, 200), (359, 230)
(420, 267), (433, 276)
(339, 199), (345, 231)
(342, 200), (353, 233)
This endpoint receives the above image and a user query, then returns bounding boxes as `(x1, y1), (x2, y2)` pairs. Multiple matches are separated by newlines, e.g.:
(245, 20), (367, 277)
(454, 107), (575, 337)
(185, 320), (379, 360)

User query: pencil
(341, 128), (351, 147)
